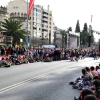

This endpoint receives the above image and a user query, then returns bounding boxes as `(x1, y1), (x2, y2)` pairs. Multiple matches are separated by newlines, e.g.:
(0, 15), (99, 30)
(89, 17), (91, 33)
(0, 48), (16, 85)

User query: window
(13, 6), (18, 9)
(37, 13), (41, 18)
(37, 23), (41, 27)
(34, 18), (36, 20)
(33, 27), (36, 30)
(49, 14), (52, 16)
(34, 18), (37, 22)
(37, 32), (41, 37)
(34, 12), (37, 16)
(37, 19), (41, 23)
(33, 32), (37, 37)
(33, 22), (36, 26)
(37, 9), (41, 13)
(34, 8), (36, 12)
(42, 24), (48, 28)
(37, 28), (41, 30)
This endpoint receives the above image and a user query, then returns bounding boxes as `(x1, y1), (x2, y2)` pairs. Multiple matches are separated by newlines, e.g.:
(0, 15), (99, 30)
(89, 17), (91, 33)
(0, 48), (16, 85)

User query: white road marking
(0, 58), (98, 94)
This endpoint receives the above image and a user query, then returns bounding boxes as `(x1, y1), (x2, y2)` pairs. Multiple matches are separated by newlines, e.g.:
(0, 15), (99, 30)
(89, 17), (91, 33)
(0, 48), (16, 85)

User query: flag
(28, 0), (35, 17)
(91, 15), (93, 23)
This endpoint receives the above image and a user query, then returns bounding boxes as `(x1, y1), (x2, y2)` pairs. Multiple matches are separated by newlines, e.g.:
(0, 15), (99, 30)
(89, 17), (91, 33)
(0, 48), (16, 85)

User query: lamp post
(81, 41), (82, 50)
(78, 31), (82, 49)
(66, 31), (69, 49)
(54, 31), (56, 46)
(26, 0), (29, 48)
(88, 25), (92, 47)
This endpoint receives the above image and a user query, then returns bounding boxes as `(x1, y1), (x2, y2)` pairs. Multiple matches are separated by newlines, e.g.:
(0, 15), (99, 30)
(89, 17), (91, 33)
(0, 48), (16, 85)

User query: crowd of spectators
(0, 46), (100, 99)
(69, 64), (100, 100)
(0, 46), (99, 67)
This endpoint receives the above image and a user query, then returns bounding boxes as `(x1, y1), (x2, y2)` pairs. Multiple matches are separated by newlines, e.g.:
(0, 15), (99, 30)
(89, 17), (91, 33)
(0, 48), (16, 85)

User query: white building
(7, 0), (30, 31)
(30, 5), (54, 44)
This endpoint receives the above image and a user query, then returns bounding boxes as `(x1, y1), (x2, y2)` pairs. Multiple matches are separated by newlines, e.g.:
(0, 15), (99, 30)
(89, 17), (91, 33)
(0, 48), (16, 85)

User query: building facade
(6, 0), (29, 30)
(30, 5), (54, 46)
(7, 1), (54, 46)
(54, 26), (62, 47)
(0, 6), (8, 44)
(54, 26), (80, 49)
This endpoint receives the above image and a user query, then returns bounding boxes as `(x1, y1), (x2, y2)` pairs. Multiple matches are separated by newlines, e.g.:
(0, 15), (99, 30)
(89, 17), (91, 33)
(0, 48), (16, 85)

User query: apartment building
(7, 0), (54, 45)
(0, 6), (8, 21)
(30, 5), (54, 44)
(0, 6), (8, 44)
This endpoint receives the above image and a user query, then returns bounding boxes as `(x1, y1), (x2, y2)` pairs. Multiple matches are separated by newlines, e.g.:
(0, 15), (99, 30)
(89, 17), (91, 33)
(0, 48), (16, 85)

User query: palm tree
(0, 22), (2, 32)
(0, 18), (26, 46)
(60, 30), (66, 48)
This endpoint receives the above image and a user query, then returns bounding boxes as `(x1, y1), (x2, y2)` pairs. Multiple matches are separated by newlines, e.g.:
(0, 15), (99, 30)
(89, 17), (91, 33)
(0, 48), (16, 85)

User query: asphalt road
(0, 57), (99, 100)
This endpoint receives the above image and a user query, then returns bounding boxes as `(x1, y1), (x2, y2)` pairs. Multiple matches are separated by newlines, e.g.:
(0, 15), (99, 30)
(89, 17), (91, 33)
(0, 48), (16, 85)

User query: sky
(0, 0), (100, 41)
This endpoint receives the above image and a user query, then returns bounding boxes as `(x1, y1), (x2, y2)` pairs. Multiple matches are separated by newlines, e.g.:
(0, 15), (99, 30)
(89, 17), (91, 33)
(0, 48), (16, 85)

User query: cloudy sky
(1, 0), (100, 41)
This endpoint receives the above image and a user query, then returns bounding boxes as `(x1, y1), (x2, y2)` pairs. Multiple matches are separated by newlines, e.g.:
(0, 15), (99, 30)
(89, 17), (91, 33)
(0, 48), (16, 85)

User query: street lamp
(26, 0), (29, 48)
(66, 31), (69, 49)
(88, 25), (92, 47)
(78, 31), (82, 49)
(81, 41), (82, 50)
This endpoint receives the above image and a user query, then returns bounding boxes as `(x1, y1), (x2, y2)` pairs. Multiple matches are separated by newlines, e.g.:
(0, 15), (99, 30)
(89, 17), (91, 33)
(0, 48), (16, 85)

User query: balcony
(33, 24), (37, 27)
(0, 6), (7, 14)
(10, 12), (27, 21)
(42, 26), (48, 30)
(42, 13), (48, 17)
(42, 18), (48, 22)
(42, 31), (48, 34)
(43, 22), (48, 25)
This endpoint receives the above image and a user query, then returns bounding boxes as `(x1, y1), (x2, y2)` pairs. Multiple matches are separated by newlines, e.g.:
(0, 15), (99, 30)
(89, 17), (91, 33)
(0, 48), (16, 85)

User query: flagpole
(26, 0), (29, 47)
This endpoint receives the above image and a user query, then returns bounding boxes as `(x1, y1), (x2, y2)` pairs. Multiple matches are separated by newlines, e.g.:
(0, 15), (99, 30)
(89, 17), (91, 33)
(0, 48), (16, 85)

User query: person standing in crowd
(1, 46), (5, 55)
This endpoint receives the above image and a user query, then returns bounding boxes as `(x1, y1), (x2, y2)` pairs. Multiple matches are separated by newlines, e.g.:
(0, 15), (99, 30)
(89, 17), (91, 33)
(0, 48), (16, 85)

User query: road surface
(0, 58), (99, 100)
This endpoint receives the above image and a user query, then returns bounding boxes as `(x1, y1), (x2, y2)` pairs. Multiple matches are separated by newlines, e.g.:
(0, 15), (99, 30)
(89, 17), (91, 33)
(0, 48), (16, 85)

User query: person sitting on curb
(0, 58), (6, 67)
(78, 89), (94, 100)
(92, 80), (100, 100)
(84, 95), (97, 100)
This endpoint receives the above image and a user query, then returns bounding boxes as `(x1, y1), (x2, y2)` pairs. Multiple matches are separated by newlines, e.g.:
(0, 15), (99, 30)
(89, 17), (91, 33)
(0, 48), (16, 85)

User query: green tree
(80, 23), (94, 45)
(90, 25), (94, 43)
(83, 23), (88, 31)
(80, 30), (89, 45)
(60, 30), (66, 48)
(68, 27), (72, 31)
(0, 18), (26, 45)
(80, 23), (88, 45)
(0, 22), (2, 32)
(75, 20), (80, 32)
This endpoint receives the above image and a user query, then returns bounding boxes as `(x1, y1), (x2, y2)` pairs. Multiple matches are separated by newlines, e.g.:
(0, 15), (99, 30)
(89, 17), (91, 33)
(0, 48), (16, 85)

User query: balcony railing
(10, 12), (27, 21)
(42, 31), (48, 34)
(0, 6), (7, 14)
(43, 18), (48, 21)
(42, 13), (48, 17)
